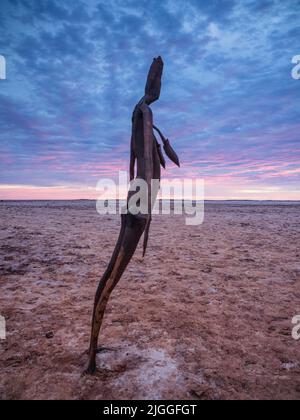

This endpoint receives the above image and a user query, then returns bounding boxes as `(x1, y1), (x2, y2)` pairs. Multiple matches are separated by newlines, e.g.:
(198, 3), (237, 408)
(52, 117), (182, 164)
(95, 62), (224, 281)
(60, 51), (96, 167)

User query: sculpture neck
(138, 95), (157, 106)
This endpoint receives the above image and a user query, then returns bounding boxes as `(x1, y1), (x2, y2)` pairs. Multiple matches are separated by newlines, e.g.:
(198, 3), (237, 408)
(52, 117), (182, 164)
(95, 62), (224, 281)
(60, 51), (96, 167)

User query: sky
(0, 0), (299, 200)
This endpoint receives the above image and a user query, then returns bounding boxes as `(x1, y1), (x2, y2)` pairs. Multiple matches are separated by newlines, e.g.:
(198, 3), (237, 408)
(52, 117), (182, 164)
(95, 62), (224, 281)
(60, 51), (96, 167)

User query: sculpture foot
(83, 358), (96, 375)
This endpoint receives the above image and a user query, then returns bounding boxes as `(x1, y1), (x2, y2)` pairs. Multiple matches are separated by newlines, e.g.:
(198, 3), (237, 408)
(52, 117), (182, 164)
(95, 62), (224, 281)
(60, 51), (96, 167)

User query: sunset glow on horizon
(1, 179), (299, 201)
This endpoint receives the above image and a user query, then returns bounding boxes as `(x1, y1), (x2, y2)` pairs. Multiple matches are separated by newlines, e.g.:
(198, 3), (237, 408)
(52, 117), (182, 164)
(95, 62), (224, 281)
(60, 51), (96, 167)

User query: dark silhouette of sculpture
(85, 56), (180, 374)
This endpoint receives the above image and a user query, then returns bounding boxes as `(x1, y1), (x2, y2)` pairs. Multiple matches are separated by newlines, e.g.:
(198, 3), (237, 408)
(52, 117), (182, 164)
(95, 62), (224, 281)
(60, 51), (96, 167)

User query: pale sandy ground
(0, 200), (300, 400)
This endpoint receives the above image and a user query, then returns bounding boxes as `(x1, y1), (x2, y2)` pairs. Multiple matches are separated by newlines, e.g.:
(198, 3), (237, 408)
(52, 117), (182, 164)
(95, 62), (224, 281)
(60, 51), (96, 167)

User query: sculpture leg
(85, 213), (147, 374)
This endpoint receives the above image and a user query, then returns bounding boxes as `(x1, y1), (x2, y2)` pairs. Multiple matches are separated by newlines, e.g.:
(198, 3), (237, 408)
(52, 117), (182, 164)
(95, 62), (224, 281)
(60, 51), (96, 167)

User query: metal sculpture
(85, 56), (180, 374)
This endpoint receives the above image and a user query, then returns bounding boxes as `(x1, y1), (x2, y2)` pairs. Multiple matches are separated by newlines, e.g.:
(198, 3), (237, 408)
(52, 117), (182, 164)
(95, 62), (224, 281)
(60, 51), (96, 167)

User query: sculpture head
(144, 56), (163, 104)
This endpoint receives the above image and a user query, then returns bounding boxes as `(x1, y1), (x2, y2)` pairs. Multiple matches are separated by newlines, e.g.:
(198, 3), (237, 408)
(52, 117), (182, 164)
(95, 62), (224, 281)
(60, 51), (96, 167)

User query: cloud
(208, 22), (221, 39)
(0, 0), (299, 199)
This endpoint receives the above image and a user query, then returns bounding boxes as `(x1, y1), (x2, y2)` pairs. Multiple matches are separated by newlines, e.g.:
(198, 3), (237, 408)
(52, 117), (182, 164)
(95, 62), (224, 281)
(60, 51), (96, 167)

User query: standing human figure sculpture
(86, 56), (180, 374)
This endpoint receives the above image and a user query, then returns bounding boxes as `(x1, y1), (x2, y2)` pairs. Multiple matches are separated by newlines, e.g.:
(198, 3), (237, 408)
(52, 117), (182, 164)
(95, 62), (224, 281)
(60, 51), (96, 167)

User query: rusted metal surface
(85, 56), (180, 374)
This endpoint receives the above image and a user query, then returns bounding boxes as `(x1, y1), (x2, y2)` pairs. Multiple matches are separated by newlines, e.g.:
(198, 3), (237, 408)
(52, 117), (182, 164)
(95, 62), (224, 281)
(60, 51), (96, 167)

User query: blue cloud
(0, 0), (299, 198)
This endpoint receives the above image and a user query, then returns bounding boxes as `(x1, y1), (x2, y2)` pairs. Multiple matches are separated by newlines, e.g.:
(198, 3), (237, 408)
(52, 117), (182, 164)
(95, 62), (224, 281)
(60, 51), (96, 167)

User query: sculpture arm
(141, 103), (154, 256)
(141, 103), (153, 212)
(153, 124), (180, 168)
(130, 134), (136, 182)
(153, 125), (166, 143)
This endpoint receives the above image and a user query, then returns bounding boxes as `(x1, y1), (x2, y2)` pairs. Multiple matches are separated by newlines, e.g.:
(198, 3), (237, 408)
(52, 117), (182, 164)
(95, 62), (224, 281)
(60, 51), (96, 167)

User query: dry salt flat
(0, 200), (300, 400)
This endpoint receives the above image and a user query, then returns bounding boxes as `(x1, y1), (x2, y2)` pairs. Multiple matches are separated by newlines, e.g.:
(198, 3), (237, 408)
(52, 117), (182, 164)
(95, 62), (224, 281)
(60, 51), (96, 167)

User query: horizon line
(1, 198), (300, 203)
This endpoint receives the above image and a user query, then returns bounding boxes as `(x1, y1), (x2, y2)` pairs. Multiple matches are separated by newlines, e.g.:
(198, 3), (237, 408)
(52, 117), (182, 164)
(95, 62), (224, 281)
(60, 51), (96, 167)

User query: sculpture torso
(131, 103), (161, 183)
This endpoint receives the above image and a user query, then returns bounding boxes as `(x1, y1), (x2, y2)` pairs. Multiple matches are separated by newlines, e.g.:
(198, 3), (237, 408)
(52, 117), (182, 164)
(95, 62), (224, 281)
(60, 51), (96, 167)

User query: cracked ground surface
(0, 200), (300, 400)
